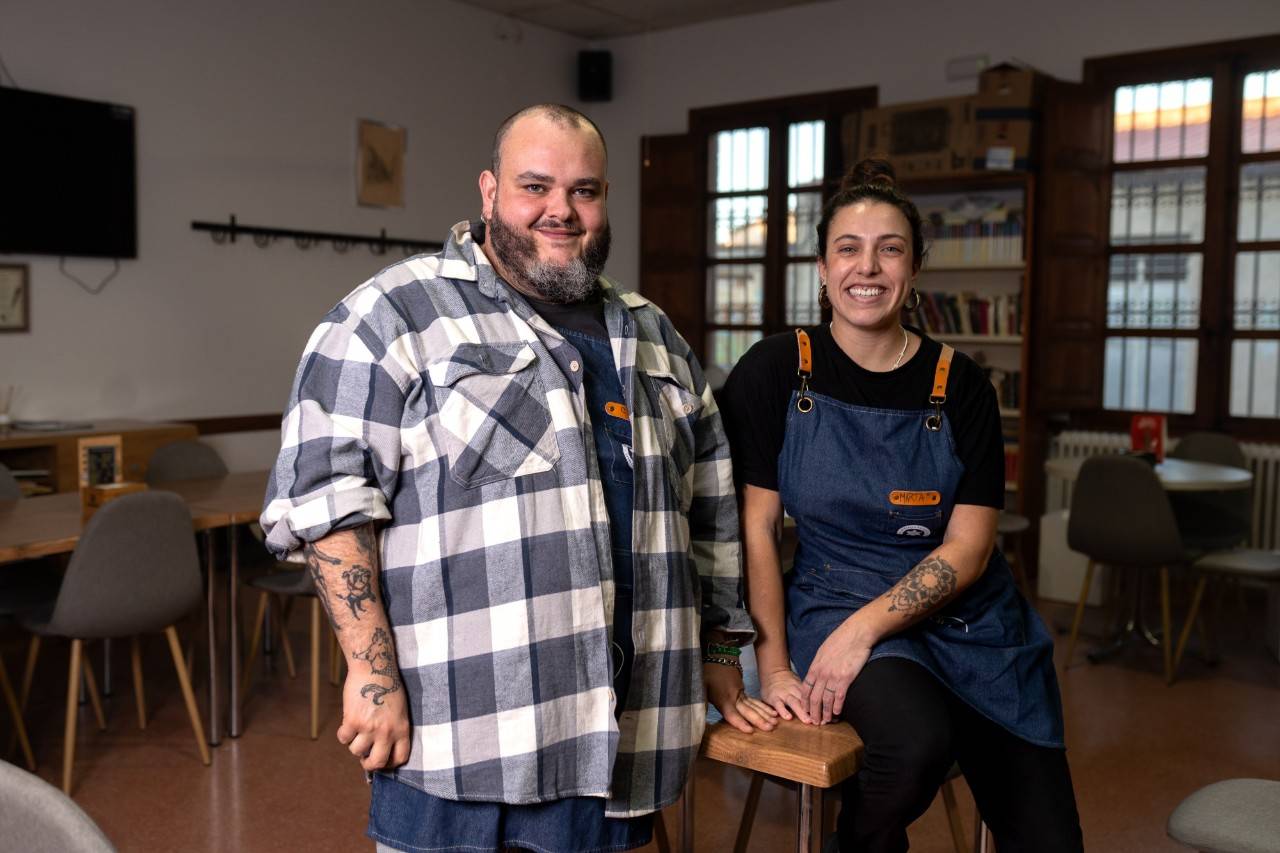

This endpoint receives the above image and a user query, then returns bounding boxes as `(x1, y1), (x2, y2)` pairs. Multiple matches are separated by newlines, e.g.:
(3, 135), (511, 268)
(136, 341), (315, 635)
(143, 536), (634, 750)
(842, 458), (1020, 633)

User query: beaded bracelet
(702, 654), (743, 671)
(706, 642), (742, 658)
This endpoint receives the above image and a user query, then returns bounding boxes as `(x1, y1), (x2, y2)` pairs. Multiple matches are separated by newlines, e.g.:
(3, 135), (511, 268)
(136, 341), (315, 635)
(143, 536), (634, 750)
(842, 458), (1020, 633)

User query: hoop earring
(903, 287), (920, 311)
(818, 281), (831, 311)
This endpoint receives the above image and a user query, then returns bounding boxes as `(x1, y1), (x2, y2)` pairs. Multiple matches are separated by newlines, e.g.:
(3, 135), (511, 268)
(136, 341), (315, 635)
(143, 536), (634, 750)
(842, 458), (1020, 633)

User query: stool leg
(796, 783), (823, 853)
(653, 813), (671, 853)
(733, 772), (764, 853)
(1173, 575), (1208, 678)
(680, 768), (695, 853)
(240, 591), (269, 698)
(1065, 561), (1096, 668)
(940, 778), (969, 853)
(275, 594), (298, 679)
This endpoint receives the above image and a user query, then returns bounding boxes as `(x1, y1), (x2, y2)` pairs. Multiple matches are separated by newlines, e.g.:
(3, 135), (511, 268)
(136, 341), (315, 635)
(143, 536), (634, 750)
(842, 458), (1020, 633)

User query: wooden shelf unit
(0, 420), (197, 493)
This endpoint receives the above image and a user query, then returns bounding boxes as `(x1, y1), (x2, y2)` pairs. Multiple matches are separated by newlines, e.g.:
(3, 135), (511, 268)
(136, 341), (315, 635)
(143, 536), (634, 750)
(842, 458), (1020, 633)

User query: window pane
(1238, 161), (1280, 242)
(1110, 167), (1205, 245)
(1242, 69), (1280, 154)
(709, 196), (767, 258)
(1107, 254), (1201, 329)
(786, 263), (821, 325)
(1103, 336), (1197, 413)
(1230, 339), (1280, 418)
(710, 127), (768, 192)
(788, 121), (825, 188)
(708, 329), (764, 374)
(706, 264), (764, 324)
(787, 192), (822, 257)
(1234, 252), (1280, 331)
(1113, 78), (1211, 162)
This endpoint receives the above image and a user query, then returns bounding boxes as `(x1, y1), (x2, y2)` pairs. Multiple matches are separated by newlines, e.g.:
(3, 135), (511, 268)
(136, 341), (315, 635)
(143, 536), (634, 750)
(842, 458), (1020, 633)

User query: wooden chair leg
(940, 777), (969, 853)
(240, 591), (269, 697)
(1065, 561), (1096, 668)
(274, 595), (298, 679)
(80, 647), (107, 732)
(131, 636), (147, 730)
(653, 810), (671, 853)
(63, 639), (83, 795)
(1173, 575), (1208, 678)
(7, 635), (41, 759)
(975, 818), (993, 853)
(733, 772), (765, 853)
(164, 626), (211, 766)
(1160, 566), (1174, 684)
(310, 598), (321, 740)
(0, 656), (36, 771)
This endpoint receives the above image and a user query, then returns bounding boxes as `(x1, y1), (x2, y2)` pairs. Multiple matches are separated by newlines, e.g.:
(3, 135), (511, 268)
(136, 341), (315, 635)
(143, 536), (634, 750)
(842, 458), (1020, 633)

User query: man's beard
(486, 202), (611, 304)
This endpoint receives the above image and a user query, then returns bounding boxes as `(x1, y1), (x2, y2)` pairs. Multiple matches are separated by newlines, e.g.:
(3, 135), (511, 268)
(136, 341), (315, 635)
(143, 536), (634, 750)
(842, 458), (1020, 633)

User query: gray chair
(1168, 432), (1252, 551)
(144, 440), (228, 485)
(0, 571), (60, 771)
(1065, 455), (1191, 683)
(17, 492), (211, 793)
(0, 463), (22, 500)
(1168, 778), (1280, 852)
(1173, 549), (1280, 675)
(0, 759), (115, 852)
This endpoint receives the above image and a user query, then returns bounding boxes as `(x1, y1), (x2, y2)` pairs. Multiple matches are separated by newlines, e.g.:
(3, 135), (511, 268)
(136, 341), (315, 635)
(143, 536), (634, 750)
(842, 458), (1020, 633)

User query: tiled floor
(3, 594), (1278, 852)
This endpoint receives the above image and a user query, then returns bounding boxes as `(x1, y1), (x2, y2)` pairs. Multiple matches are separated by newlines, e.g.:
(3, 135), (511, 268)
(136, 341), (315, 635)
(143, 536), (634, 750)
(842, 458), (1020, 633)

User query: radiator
(1046, 430), (1280, 550)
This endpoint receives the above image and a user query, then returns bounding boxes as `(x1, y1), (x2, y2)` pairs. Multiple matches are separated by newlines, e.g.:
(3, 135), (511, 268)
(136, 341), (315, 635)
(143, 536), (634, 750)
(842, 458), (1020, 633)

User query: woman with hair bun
(719, 159), (1082, 852)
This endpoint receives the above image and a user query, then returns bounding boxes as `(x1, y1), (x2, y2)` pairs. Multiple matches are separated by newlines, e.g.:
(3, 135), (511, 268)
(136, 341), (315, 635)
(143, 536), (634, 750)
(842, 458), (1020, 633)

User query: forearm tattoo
(884, 556), (958, 618)
(304, 541), (342, 629)
(352, 627), (402, 705)
(303, 527), (379, 624)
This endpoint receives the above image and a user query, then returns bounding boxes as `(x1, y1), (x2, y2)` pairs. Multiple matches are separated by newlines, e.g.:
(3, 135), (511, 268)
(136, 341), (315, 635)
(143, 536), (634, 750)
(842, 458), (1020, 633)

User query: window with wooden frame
(1081, 36), (1280, 433)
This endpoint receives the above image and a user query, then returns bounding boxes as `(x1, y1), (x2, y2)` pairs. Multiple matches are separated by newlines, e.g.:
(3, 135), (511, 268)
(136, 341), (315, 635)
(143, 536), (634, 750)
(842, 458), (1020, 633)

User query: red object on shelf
(1129, 414), (1167, 462)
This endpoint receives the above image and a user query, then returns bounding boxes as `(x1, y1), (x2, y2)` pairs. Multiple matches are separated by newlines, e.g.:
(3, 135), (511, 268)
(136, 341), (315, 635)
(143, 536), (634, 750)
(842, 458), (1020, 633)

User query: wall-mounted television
(0, 87), (137, 259)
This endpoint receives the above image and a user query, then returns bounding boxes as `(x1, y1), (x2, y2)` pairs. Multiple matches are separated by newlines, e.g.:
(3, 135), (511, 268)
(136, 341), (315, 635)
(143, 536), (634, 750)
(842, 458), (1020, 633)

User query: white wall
(590, 0), (1280, 291)
(0, 0), (582, 451)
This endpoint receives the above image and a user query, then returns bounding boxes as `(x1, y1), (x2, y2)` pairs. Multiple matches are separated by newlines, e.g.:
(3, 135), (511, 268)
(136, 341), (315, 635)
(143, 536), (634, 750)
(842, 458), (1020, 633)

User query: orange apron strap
(930, 345), (955, 403)
(795, 329), (814, 413)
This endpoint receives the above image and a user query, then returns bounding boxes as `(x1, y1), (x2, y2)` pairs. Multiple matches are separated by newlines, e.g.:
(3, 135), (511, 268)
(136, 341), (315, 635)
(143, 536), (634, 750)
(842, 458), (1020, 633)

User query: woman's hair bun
(841, 157), (897, 192)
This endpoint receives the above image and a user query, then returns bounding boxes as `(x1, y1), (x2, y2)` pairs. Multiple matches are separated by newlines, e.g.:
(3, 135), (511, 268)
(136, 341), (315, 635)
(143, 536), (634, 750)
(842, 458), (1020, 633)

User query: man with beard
(261, 105), (770, 853)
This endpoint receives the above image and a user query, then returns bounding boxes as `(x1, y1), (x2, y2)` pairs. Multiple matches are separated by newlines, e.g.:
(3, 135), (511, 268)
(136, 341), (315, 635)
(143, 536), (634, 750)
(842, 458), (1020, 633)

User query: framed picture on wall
(78, 435), (123, 489)
(356, 119), (406, 208)
(0, 264), (29, 332)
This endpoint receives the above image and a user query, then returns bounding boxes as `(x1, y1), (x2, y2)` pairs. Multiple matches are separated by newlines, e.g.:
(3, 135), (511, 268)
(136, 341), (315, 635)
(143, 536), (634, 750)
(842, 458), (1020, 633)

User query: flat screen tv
(0, 87), (137, 258)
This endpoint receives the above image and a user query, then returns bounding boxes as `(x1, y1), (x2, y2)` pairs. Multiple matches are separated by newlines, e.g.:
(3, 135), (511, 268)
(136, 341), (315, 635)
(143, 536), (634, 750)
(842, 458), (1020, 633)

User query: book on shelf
(985, 367), (1022, 410)
(905, 291), (1023, 337)
(1003, 441), (1021, 486)
(917, 190), (1025, 268)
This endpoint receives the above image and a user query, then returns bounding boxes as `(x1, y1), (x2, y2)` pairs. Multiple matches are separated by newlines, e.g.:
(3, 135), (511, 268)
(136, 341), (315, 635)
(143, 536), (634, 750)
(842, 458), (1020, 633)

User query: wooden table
(0, 470), (272, 744)
(1044, 456), (1253, 491)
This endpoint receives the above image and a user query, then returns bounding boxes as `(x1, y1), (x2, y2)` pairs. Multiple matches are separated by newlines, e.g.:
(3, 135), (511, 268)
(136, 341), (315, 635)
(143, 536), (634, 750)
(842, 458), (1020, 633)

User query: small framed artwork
(0, 264), (29, 332)
(356, 119), (406, 208)
(78, 435), (123, 489)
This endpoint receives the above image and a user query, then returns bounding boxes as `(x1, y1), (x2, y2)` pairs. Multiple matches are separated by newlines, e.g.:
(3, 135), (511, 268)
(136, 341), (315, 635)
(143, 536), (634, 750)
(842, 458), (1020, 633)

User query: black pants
(836, 657), (1083, 853)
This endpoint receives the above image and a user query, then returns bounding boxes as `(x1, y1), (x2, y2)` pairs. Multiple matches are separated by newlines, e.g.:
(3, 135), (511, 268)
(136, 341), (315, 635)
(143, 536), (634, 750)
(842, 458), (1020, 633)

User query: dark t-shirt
(525, 291), (608, 340)
(719, 325), (1006, 508)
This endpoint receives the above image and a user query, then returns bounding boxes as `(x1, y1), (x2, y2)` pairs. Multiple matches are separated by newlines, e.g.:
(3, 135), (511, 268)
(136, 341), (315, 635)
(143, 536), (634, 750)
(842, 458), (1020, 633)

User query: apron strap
(925, 344), (955, 432)
(795, 329), (814, 413)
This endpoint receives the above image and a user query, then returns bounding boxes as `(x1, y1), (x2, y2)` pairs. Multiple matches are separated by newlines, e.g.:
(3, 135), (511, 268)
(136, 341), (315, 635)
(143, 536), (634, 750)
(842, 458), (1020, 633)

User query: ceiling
(454, 0), (826, 40)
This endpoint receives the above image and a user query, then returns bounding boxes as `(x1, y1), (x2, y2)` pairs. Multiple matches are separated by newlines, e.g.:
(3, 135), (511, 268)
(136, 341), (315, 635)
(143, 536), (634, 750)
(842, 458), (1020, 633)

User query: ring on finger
(823, 686), (836, 693)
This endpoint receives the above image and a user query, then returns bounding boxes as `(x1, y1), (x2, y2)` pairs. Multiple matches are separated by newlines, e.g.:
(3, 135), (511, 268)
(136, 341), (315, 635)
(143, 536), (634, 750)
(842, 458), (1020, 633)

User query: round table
(1043, 456), (1253, 491)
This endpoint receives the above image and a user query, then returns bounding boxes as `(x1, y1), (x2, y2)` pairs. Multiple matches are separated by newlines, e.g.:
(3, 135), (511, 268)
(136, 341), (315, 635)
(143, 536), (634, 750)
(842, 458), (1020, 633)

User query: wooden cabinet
(0, 420), (197, 494)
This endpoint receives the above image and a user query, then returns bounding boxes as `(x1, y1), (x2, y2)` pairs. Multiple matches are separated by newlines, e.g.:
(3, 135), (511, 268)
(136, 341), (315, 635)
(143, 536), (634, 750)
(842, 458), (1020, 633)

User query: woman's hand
(801, 618), (875, 724)
(759, 667), (814, 724)
(704, 662), (780, 733)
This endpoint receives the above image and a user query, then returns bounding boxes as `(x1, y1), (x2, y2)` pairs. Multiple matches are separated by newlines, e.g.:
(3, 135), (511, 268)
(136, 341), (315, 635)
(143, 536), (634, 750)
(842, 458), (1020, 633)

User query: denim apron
(781, 332), (1064, 748)
(368, 325), (650, 853)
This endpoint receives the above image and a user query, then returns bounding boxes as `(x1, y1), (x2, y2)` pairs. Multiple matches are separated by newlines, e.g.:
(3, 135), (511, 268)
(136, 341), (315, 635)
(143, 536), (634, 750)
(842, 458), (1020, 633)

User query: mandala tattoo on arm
(884, 556), (958, 618)
(352, 627), (402, 705)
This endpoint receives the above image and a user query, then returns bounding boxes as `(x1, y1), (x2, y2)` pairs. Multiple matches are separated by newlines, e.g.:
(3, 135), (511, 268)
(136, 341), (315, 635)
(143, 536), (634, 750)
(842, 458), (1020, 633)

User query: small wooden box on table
(683, 718), (863, 853)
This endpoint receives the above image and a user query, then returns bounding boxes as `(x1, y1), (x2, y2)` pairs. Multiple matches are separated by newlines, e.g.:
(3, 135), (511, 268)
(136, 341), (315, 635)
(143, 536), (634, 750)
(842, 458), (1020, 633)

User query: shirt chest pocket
(639, 371), (704, 510)
(428, 342), (560, 488)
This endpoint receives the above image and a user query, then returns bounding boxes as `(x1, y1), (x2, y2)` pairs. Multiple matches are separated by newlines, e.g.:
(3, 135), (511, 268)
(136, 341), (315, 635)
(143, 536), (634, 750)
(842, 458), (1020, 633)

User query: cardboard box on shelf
(973, 64), (1045, 171)
(978, 64), (1046, 107)
(857, 96), (975, 179)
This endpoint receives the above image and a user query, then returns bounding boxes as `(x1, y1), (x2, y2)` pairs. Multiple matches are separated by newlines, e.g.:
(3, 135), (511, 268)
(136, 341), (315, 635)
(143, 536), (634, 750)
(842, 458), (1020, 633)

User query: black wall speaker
(578, 50), (612, 102)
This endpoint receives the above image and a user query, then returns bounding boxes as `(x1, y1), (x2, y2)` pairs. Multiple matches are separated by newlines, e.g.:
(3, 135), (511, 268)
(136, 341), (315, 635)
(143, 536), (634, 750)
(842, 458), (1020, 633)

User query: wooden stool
(680, 718), (863, 853)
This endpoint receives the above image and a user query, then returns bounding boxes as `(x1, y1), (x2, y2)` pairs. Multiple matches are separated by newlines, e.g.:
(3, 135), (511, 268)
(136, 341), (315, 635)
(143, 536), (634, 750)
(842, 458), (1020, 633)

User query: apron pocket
(886, 508), (944, 541)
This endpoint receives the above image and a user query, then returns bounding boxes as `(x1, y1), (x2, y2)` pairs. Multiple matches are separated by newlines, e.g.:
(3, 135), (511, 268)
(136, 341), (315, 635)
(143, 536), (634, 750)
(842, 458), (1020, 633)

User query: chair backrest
(1067, 455), (1187, 567)
(48, 491), (201, 639)
(0, 759), (115, 852)
(145, 440), (228, 485)
(1168, 431), (1252, 546)
(0, 463), (21, 500)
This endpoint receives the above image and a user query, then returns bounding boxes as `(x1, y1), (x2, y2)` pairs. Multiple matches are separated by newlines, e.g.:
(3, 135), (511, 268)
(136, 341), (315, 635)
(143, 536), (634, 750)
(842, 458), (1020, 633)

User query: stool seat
(1168, 778), (1280, 852)
(701, 718), (862, 789)
(1193, 549), (1280, 578)
(997, 511), (1031, 535)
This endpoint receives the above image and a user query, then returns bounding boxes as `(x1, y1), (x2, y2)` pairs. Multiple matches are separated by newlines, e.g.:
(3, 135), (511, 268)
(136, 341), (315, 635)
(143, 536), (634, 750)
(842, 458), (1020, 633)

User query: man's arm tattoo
(303, 530), (379, 623)
(304, 542), (341, 629)
(340, 565), (377, 619)
(351, 627), (402, 705)
(884, 556), (958, 618)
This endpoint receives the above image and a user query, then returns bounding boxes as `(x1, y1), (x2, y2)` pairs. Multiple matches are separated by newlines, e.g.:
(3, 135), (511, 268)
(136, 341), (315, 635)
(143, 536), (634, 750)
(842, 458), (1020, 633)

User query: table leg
(229, 524), (242, 737)
(206, 532), (221, 745)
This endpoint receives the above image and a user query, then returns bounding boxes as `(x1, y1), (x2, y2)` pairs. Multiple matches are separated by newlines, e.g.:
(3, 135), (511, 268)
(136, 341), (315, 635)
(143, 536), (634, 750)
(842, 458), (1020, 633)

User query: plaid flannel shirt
(261, 221), (753, 816)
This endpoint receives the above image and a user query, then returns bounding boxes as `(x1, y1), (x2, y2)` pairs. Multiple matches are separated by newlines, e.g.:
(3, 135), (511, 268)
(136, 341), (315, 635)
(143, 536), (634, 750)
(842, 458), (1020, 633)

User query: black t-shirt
(525, 291), (608, 340)
(719, 325), (1006, 508)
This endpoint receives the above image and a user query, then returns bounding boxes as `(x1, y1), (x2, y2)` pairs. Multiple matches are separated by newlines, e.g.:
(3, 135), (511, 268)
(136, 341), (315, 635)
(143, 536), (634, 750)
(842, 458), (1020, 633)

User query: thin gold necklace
(891, 325), (910, 369)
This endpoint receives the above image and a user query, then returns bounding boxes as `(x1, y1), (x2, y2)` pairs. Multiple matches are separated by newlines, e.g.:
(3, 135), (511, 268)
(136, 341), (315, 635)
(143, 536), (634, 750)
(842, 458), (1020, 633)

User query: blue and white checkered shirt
(261, 221), (753, 816)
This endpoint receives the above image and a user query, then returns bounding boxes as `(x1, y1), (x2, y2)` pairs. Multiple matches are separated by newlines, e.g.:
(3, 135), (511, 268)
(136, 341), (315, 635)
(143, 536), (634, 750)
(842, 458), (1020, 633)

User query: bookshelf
(904, 174), (1035, 513)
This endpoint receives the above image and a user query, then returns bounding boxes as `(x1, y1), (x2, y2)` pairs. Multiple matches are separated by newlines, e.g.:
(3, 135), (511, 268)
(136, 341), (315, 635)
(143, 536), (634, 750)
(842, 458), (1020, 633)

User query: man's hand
(336, 630), (412, 771)
(758, 667), (813, 725)
(703, 662), (778, 734)
(800, 617), (874, 725)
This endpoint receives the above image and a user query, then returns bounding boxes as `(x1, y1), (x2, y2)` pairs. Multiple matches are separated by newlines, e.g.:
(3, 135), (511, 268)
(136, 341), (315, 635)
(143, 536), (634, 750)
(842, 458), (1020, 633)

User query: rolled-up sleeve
(261, 295), (409, 561)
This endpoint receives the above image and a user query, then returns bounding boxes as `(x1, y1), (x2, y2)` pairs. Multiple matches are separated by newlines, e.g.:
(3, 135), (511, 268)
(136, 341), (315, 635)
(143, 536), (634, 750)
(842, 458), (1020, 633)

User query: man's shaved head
(491, 104), (607, 176)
